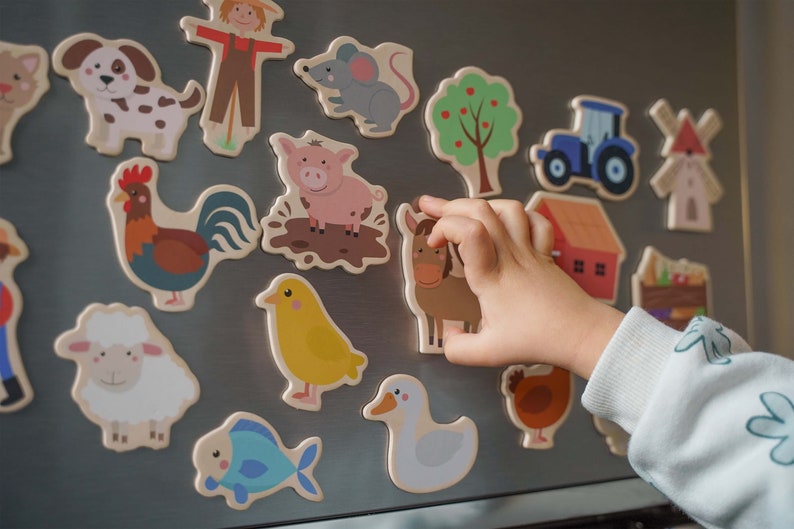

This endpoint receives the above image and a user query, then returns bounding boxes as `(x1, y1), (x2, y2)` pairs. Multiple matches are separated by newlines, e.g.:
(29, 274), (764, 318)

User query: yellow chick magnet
(256, 274), (367, 412)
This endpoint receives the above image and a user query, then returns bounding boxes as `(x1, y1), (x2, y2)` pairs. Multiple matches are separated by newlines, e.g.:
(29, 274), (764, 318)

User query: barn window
(574, 260), (585, 273)
(595, 263), (606, 276)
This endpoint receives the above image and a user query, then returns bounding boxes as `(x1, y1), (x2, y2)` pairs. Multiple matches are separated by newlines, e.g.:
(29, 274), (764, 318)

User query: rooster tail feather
(195, 191), (257, 253)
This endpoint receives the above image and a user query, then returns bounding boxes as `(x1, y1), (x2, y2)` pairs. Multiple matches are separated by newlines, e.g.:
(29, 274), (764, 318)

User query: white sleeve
(582, 307), (794, 529)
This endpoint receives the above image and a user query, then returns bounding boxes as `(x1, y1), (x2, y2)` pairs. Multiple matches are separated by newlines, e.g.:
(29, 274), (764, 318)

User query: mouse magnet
(0, 219), (33, 413)
(425, 66), (522, 198)
(396, 203), (481, 353)
(180, 0), (294, 157)
(500, 364), (574, 450)
(294, 36), (419, 138)
(106, 157), (261, 312)
(363, 374), (478, 493)
(529, 95), (639, 200)
(632, 246), (711, 331)
(255, 273), (368, 412)
(54, 303), (200, 451)
(193, 411), (323, 509)
(52, 33), (205, 161)
(0, 41), (49, 165)
(260, 131), (390, 273)
(649, 98), (723, 232)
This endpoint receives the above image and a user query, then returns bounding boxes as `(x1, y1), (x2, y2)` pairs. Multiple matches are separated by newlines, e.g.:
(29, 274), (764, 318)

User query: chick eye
(284, 289), (292, 297)
(393, 388), (400, 395)
(13, 73), (21, 81)
(126, 351), (132, 356)
(100, 351), (106, 357)
(212, 450), (220, 458)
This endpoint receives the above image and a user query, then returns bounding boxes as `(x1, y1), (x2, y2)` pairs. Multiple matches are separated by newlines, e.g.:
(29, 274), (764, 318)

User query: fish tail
(294, 439), (322, 501)
(347, 352), (366, 379)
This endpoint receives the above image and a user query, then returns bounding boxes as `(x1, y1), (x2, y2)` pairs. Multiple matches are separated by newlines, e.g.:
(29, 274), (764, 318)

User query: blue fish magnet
(192, 411), (323, 509)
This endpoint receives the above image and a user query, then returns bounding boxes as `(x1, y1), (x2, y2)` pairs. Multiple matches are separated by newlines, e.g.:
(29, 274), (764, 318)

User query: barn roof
(538, 196), (625, 255)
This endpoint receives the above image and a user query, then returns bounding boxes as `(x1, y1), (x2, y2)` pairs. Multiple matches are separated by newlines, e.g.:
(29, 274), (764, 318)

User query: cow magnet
(54, 303), (200, 451)
(425, 66), (522, 198)
(363, 374), (478, 493)
(396, 203), (481, 353)
(180, 0), (294, 157)
(255, 273), (368, 412)
(649, 99), (723, 232)
(500, 365), (574, 449)
(529, 95), (639, 200)
(52, 33), (205, 161)
(0, 219), (33, 413)
(0, 41), (49, 165)
(294, 36), (419, 139)
(193, 411), (323, 509)
(260, 131), (390, 273)
(106, 157), (261, 312)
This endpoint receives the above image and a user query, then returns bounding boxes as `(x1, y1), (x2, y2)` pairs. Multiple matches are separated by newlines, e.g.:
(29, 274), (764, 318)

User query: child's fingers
(418, 195), (448, 218)
(488, 199), (532, 246)
(527, 210), (555, 258)
(428, 215), (498, 277)
(433, 198), (510, 245)
(442, 327), (501, 366)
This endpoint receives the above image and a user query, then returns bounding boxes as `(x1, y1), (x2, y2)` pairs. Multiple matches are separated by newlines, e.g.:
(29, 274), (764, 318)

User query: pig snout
(300, 166), (328, 191)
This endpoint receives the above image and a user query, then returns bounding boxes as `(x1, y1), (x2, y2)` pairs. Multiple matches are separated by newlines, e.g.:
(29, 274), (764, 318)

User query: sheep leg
(111, 421), (120, 443)
(119, 423), (129, 444)
(150, 420), (157, 440)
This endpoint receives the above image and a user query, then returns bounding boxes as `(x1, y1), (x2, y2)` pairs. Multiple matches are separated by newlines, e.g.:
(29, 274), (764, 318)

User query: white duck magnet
(363, 374), (478, 493)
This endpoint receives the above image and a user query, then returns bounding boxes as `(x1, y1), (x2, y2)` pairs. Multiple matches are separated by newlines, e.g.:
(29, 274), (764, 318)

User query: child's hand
(418, 195), (623, 379)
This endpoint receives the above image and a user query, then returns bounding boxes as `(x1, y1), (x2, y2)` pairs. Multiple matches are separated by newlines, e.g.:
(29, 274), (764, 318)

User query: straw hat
(232, 0), (279, 13)
(0, 228), (21, 258)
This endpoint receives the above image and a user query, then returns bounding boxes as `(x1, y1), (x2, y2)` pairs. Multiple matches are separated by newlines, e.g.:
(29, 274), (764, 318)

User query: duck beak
(369, 392), (397, 415)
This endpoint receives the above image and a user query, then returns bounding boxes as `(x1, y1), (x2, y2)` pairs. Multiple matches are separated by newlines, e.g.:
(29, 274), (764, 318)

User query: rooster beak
(114, 191), (130, 203)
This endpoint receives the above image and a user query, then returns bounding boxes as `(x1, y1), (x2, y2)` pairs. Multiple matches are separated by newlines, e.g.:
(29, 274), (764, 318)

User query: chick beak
(264, 293), (281, 305)
(369, 392), (397, 415)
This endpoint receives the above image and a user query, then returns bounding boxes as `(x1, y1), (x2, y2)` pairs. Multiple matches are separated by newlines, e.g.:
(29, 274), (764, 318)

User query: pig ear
(68, 341), (92, 353)
(278, 137), (295, 155)
(142, 343), (162, 356)
(337, 148), (355, 164)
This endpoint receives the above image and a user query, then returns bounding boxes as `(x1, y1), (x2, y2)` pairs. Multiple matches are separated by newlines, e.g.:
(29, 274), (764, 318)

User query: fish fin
(204, 476), (219, 491)
(230, 419), (278, 446)
(297, 471), (318, 496)
(298, 442), (319, 470)
(233, 483), (249, 505)
(239, 459), (269, 479)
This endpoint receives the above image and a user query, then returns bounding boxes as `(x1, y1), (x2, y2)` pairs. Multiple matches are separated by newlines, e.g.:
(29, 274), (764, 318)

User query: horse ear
(404, 209), (418, 233)
(349, 53), (378, 85)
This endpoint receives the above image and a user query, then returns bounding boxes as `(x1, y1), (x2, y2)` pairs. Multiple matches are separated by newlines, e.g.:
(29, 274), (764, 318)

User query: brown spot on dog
(138, 105), (152, 114)
(112, 98), (129, 112)
(157, 96), (176, 107)
(104, 114), (115, 124)
(155, 120), (166, 129)
(134, 86), (150, 95)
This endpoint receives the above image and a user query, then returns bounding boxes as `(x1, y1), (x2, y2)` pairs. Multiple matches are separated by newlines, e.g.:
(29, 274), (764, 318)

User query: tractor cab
(580, 100), (622, 165)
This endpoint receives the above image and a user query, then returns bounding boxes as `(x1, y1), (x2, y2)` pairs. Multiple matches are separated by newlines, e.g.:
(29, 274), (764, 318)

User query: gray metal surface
(0, 1), (745, 527)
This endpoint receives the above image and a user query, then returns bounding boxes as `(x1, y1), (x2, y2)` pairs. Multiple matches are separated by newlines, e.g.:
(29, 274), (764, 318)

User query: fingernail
(420, 195), (436, 203)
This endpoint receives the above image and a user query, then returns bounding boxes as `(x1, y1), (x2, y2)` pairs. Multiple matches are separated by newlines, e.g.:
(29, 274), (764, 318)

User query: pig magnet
(260, 131), (390, 273)
(107, 157), (262, 312)
(0, 41), (50, 165)
(0, 219), (33, 413)
(294, 36), (419, 138)
(180, 0), (294, 157)
(52, 33), (205, 161)
(255, 273), (368, 412)
(54, 303), (200, 451)
(396, 203), (481, 354)
(193, 411), (323, 509)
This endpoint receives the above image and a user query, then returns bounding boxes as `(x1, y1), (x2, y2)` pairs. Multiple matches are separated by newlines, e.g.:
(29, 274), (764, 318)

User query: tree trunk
(477, 145), (492, 194)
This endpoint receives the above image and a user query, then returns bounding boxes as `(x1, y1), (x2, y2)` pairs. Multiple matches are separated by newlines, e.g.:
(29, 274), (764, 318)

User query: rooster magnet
(106, 157), (261, 312)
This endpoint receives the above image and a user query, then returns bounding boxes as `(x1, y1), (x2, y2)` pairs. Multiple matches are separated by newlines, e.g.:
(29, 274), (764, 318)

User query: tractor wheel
(542, 151), (571, 187)
(597, 147), (634, 196)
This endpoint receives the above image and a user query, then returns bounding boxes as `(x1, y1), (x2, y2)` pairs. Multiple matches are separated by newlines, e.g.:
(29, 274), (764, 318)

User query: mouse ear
(349, 53), (378, 85)
(336, 43), (358, 63)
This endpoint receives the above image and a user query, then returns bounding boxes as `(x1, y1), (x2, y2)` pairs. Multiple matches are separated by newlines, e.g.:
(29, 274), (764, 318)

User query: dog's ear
(119, 45), (156, 82)
(61, 38), (103, 70)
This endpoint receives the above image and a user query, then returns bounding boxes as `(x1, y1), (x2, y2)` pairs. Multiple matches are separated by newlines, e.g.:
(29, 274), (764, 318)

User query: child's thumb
(442, 328), (498, 367)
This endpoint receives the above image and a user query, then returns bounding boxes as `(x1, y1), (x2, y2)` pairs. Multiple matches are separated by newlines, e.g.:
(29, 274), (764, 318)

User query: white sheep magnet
(55, 303), (200, 452)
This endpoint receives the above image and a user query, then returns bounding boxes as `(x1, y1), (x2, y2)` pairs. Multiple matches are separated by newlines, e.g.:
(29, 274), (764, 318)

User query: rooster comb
(119, 164), (153, 190)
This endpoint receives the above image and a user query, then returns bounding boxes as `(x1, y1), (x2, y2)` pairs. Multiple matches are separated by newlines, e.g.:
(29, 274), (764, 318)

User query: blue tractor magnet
(529, 96), (639, 200)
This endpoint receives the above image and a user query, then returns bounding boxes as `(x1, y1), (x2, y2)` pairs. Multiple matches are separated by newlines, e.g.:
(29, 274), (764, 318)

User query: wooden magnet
(593, 416), (630, 457)
(193, 411), (323, 509)
(529, 95), (639, 200)
(0, 219), (33, 412)
(260, 131), (390, 273)
(54, 303), (199, 451)
(425, 66), (522, 198)
(396, 203), (481, 353)
(106, 157), (261, 312)
(180, 0), (294, 157)
(363, 374), (478, 493)
(0, 41), (49, 165)
(526, 192), (625, 305)
(52, 33), (205, 161)
(294, 36), (419, 138)
(500, 364), (574, 449)
(649, 99), (723, 232)
(632, 246), (711, 331)
(255, 273), (367, 412)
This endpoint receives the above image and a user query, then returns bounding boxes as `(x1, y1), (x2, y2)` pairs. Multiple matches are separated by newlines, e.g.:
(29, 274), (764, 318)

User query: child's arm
(418, 195), (623, 379)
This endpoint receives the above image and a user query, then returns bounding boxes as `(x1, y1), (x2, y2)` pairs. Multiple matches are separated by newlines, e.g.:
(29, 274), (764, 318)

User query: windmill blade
(649, 157), (682, 197)
(696, 109), (722, 145)
(696, 162), (724, 203)
(649, 99), (679, 137)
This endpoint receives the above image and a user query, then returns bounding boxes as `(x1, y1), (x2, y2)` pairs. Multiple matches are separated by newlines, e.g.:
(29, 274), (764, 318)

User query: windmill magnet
(0, 41), (50, 165)
(255, 274), (368, 412)
(0, 219), (33, 412)
(529, 95), (639, 200)
(425, 66), (522, 198)
(260, 131), (390, 273)
(649, 99), (723, 232)
(180, 0), (294, 157)
(294, 36), (419, 138)
(106, 157), (261, 312)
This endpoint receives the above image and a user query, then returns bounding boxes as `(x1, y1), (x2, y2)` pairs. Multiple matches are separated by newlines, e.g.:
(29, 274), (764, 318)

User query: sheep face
(68, 340), (162, 393)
